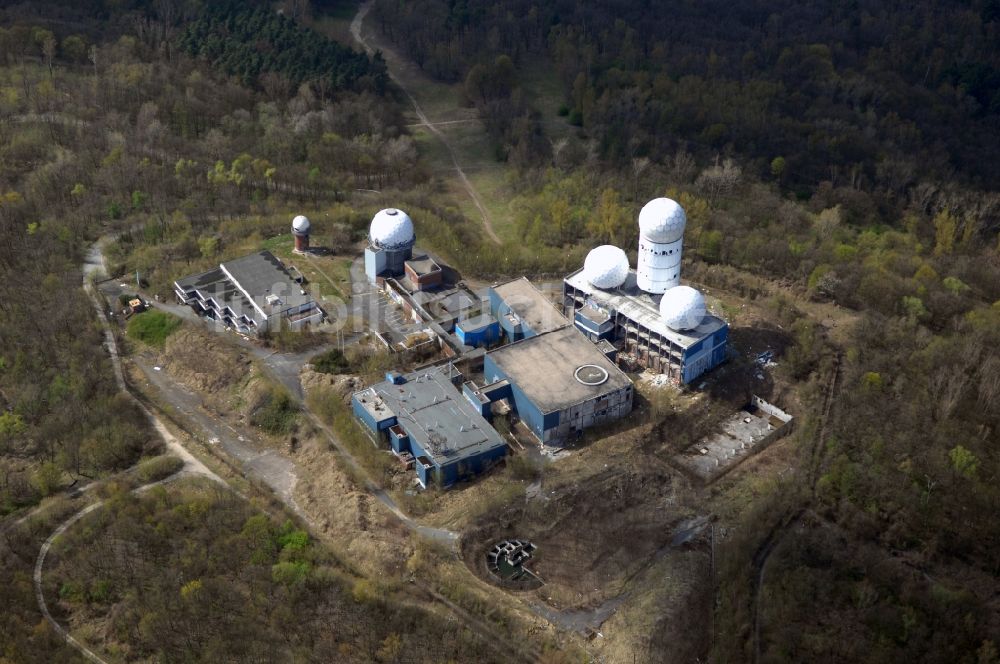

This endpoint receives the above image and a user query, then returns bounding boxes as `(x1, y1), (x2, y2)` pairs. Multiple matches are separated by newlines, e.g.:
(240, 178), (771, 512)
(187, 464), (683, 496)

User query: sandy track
(350, 1), (502, 244)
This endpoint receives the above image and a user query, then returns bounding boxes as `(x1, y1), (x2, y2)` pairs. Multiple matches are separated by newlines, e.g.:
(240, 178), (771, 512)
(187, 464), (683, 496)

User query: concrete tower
(636, 197), (686, 294)
(292, 215), (311, 253)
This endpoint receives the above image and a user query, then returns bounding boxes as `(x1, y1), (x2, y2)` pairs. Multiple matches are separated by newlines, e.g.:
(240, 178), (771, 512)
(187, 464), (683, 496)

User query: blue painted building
(455, 314), (501, 348)
(563, 269), (728, 385)
(488, 277), (569, 342)
(483, 326), (634, 445)
(573, 302), (616, 341)
(351, 365), (507, 488)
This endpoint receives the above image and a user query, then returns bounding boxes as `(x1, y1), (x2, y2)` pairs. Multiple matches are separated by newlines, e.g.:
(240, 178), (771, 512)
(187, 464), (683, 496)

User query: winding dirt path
(33, 471), (209, 664)
(30, 241), (229, 663)
(349, 1), (502, 244)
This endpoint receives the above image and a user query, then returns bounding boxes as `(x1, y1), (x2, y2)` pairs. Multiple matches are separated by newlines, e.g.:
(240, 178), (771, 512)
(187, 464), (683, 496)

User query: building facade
(174, 251), (322, 336)
(483, 326), (634, 445)
(352, 365), (508, 487)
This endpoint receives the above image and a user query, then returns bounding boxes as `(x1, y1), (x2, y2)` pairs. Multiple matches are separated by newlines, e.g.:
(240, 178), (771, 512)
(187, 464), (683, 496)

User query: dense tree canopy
(180, 3), (388, 95)
(373, 0), (1000, 207)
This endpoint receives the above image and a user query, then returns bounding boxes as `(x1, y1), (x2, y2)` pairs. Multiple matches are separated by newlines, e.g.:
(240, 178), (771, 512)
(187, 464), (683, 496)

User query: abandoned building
(488, 276), (570, 342)
(173, 250), (322, 336)
(480, 325), (634, 445)
(562, 197), (728, 385)
(351, 364), (508, 488)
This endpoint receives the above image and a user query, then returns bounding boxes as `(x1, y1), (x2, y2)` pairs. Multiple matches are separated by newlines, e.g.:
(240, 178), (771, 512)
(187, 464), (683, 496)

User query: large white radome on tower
(292, 214), (311, 233)
(659, 285), (706, 331)
(583, 245), (630, 289)
(369, 208), (415, 248)
(636, 196), (686, 294)
(639, 197), (686, 243)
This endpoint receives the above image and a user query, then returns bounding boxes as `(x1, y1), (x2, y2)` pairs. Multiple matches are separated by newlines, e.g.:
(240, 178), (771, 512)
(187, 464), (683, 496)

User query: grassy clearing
(126, 310), (182, 348)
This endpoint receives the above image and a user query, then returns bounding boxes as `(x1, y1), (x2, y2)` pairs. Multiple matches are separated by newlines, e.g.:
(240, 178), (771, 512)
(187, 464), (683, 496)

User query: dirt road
(349, 1), (501, 245)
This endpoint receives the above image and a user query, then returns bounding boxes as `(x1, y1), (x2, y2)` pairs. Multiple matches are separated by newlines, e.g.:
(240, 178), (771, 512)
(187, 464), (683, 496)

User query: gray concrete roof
(405, 255), (441, 276)
(221, 251), (313, 314)
(360, 365), (506, 464)
(564, 269), (726, 349)
(486, 326), (632, 414)
(491, 277), (568, 335)
(175, 250), (317, 324)
(457, 313), (498, 331)
(175, 266), (257, 323)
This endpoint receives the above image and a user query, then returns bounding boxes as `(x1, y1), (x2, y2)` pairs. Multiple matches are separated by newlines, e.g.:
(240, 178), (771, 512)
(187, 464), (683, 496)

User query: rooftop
(491, 277), (568, 336)
(175, 266), (256, 323)
(175, 250), (315, 323)
(355, 365), (506, 464)
(457, 313), (498, 332)
(486, 326), (632, 414)
(405, 255), (442, 277)
(564, 269), (726, 349)
(221, 251), (313, 314)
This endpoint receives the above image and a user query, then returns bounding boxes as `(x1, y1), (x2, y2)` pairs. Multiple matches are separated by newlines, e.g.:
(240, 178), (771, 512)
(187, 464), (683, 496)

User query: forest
(42, 479), (503, 662)
(179, 2), (388, 94)
(372, 0), (1000, 195)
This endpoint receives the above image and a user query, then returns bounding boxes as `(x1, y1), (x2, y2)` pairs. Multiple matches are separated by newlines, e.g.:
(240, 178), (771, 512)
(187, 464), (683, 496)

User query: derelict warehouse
(352, 196), (729, 487)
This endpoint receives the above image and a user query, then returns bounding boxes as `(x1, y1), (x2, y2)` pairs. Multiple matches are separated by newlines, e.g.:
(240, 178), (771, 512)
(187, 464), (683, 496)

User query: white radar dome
(292, 215), (310, 233)
(583, 245), (630, 289)
(639, 197), (686, 243)
(369, 208), (415, 249)
(659, 285), (706, 331)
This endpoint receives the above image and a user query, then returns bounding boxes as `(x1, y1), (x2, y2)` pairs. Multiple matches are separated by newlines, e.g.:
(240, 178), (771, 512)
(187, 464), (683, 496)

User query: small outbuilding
(455, 314), (500, 348)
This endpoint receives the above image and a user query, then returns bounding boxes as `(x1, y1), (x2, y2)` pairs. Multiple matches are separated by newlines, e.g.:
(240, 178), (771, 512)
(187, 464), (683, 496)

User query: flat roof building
(352, 364), (507, 487)
(563, 269), (727, 384)
(174, 250), (322, 336)
(488, 277), (569, 342)
(484, 325), (634, 445)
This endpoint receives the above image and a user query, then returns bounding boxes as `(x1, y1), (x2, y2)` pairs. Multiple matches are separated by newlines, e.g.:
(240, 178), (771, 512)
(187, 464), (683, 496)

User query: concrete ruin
(676, 395), (793, 481)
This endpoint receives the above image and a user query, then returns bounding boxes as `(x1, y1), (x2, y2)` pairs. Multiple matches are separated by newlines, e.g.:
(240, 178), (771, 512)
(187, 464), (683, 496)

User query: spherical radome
(369, 208), (415, 249)
(292, 214), (311, 233)
(584, 245), (630, 289)
(638, 197), (686, 243)
(660, 285), (706, 330)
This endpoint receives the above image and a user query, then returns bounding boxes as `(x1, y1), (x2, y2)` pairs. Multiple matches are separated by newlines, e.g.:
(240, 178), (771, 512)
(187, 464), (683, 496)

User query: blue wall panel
(485, 355), (547, 438)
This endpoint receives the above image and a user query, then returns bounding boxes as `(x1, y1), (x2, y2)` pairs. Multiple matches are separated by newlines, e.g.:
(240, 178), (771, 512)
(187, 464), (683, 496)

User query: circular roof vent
(575, 364), (609, 386)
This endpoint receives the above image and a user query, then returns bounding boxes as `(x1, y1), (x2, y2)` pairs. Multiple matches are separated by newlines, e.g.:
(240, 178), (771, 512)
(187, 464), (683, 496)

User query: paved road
(136, 360), (303, 516)
(349, 1), (501, 244)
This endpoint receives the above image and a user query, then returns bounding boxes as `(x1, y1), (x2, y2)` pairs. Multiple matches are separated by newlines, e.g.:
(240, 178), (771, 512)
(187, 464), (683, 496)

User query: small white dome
(638, 197), (686, 243)
(583, 245), (630, 289)
(292, 215), (310, 233)
(369, 208), (415, 249)
(660, 285), (706, 331)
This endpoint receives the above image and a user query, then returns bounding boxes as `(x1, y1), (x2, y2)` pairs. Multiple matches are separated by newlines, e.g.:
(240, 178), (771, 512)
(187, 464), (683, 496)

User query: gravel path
(350, 1), (501, 244)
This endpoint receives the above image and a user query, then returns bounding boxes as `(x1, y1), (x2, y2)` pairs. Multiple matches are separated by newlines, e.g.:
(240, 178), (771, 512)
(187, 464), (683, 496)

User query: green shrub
(251, 389), (298, 435)
(136, 455), (184, 483)
(312, 348), (349, 374)
(126, 310), (182, 348)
